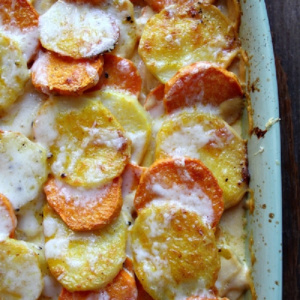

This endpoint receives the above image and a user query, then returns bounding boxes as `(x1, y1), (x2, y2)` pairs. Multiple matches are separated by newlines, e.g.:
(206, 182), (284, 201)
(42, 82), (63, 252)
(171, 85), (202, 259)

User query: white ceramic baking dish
(240, 1), (282, 299)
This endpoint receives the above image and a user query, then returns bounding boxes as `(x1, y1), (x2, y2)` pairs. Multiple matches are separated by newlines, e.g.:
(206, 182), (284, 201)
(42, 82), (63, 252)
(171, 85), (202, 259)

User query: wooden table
(264, 1), (300, 298)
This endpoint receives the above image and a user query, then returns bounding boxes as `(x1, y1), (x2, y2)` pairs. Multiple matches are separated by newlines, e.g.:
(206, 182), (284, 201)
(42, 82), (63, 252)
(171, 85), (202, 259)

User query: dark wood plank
(264, 0), (300, 298)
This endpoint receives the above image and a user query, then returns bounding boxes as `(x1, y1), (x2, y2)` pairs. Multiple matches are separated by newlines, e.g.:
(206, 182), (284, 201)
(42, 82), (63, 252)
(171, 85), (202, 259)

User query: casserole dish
(240, 0), (282, 298)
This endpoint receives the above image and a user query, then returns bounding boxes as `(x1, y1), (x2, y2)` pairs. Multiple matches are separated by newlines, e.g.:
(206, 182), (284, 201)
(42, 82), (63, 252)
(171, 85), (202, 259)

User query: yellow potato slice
(0, 0), (40, 62)
(0, 34), (29, 110)
(39, 0), (120, 58)
(0, 131), (48, 209)
(155, 112), (248, 209)
(0, 238), (43, 300)
(31, 50), (104, 96)
(90, 90), (151, 165)
(0, 82), (46, 139)
(139, 2), (240, 82)
(131, 203), (220, 300)
(101, 0), (138, 58)
(43, 204), (127, 292)
(145, 0), (215, 13)
(33, 96), (131, 188)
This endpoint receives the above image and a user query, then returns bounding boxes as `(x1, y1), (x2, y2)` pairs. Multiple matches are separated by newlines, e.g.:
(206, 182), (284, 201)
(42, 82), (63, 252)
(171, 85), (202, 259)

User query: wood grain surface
(264, 0), (300, 298)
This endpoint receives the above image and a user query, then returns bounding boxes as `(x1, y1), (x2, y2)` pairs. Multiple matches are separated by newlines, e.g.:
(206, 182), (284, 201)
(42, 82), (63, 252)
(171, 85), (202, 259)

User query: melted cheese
(149, 183), (215, 225)
(39, 0), (120, 58)
(0, 83), (45, 139)
(0, 131), (48, 209)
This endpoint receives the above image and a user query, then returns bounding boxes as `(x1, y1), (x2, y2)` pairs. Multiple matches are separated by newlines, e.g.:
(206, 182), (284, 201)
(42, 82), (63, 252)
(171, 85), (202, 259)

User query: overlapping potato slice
(0, 193), (17, 239)
(163, 62), (244, 124)
(0, 238), (43, 300)
(0, 131), (47, 209)
(139, 2), (240, 82)
(134, 158), (223, 228)
(144, 84), (165, 118)
(59, 267), (137, 300)
(39, 0), (119, 58)
(0, 34), (29, 110)
(131, 203), (220, 300)
(155, 112), (248, 209)
(145, 0), (215, 12)
(215, 0), (241, 31)
(137, 278), (154, 300)
(90, 90), (151, 165)
(187, 297), (229, 300)
(31, 51), (104, 95)
(216, 246), (250, 299)
(91, 54), (142, 97)
(101, 0), (138, 58)
(44, 176), (122, 231)
(0, 82), (46, 139)
(33, 96), (131, 188)
(0, 0), (39, 62)
(33, 0), (57, 15)
(122, 163), (146, 218)
(43, 205), (127, 291)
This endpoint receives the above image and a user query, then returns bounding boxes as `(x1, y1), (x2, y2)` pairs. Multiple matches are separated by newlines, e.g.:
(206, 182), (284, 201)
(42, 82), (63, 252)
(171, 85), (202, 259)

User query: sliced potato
(0, 131), (48, 209)
(59, 268), (137, 300)
(31, 50), (104, 95)
(90, 90), (151, 165)
(215, 0), (241, 31)
(0, 0), (39, 62)
(131, 203), (220, 300)
(43, 205), (127, 292)
(134, 158), (223, 228)
(155, 112), (249, 209)
(0, 238), (43, 300)
(163, 62), (243, 124)
(0, 193), (17, 238)
(139, 2), (240, 82)
(91, 54), (142, 97)
(102, 0), (138, 58)
(44, 176), (122, 231)
(0, 34), (29, 110)
(0, 82), (46, 139)
(39, 0), (119, 58)
(33, 96), (131, 188)
(122, 163), (146, 216)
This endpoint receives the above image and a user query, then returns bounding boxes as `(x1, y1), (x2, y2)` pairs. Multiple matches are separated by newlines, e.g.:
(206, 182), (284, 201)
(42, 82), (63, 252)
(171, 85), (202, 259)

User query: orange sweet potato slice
(90, 54), (142, 97)
(0, 193), (17, 238)
(0, 0), (38, 31)
(145, 0), (215, 12)
(58, 268), (137, 300)
(31, 51), (104, 96)
(44, 176), (122, 231)
(164, 62), (243, 114)
(134, 158), (223, 228)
